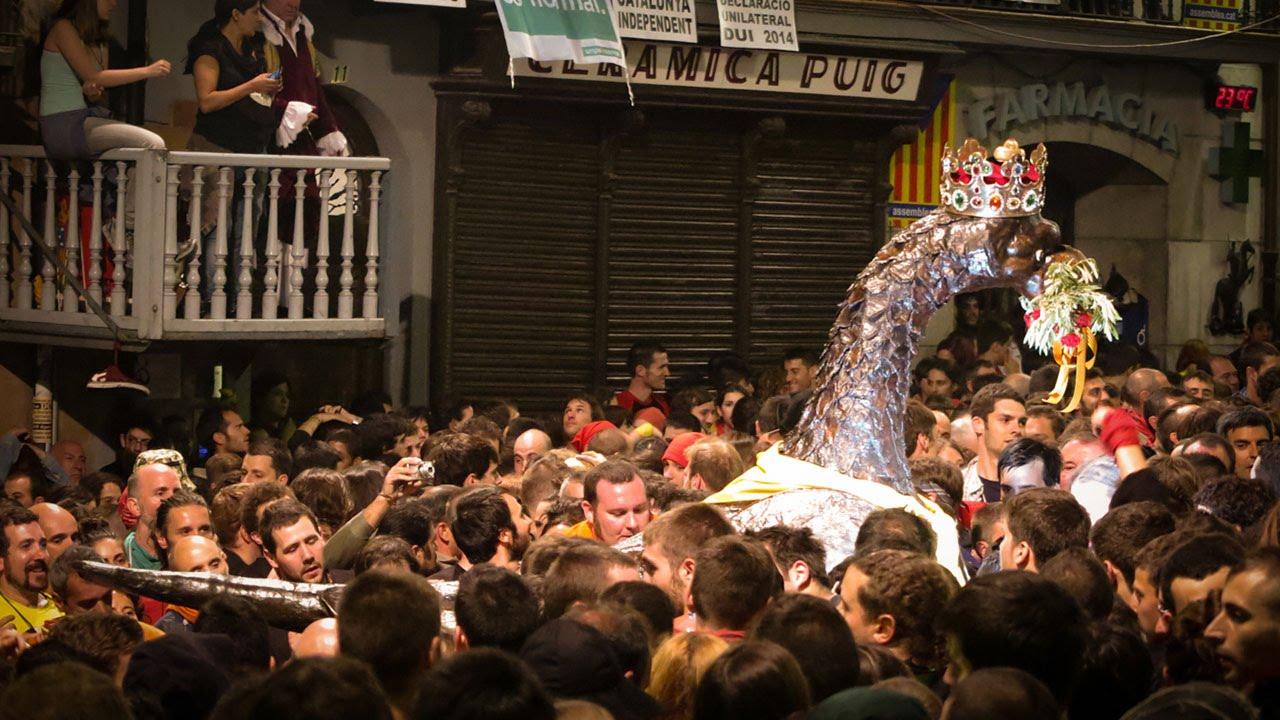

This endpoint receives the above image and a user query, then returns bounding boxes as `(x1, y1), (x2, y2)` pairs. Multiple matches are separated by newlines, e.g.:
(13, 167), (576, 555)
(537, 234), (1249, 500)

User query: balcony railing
(0, 145), (389, 344)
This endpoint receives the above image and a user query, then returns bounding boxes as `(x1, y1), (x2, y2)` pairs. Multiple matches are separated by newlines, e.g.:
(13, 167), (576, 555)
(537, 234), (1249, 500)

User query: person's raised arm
(50, 20), (169, 89)
(193, 55), (281, 114)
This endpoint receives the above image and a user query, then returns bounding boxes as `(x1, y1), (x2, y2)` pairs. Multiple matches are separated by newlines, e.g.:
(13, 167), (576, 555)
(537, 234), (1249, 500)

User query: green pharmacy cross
(1212, 121), (1264, 204)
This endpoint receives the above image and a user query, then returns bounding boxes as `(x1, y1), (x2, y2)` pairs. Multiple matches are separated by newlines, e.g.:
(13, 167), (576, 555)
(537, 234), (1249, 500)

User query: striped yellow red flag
(888, 79), (956, 231)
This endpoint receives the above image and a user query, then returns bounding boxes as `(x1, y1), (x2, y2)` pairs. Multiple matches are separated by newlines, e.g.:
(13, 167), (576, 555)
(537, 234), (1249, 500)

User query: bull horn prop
(73, 560), (459, 631)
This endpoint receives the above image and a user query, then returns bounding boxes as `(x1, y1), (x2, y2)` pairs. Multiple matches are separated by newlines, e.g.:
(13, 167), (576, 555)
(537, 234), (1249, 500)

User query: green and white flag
(495, 0), (627, 67)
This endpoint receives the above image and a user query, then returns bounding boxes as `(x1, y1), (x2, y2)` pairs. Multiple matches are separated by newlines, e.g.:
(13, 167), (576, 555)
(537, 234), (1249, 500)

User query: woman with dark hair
(40, 0), (170, 158)
(694, 640), (811, 720)
(713, 385), (749, 437)
(184, 0), (281, 308)
(186, 0), (280, 153)
(249, 370), (294, 442)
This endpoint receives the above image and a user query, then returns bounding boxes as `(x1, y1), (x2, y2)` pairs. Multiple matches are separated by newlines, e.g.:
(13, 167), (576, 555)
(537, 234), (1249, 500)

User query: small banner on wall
(495, 0), (627, 66)
(715, 0), (798, 51)
(614, 0), (697, 43)
(888, 80), (956, 230)
(1182, 0), (1242, 30)
(374, 0), (466, 8)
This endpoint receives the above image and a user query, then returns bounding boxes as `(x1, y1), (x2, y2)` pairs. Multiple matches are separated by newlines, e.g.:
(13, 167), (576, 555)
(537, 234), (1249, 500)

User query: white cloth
(276, 101), (315, 149)
(316, 130), (350, 158)
(1070, 454), (1121, 524)
(961, 457), (984, 502)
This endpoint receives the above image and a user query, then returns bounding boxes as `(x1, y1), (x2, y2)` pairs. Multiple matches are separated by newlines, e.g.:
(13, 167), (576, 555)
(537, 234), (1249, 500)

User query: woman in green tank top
(40, 0), (172, 159)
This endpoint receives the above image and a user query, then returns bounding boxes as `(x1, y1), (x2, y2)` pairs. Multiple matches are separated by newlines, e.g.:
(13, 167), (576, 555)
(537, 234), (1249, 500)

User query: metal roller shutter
(438, 111), (599, 409)
(433, 102), (882, 414)
(605, 121), (742, 388)
(750, 135), (880, 361)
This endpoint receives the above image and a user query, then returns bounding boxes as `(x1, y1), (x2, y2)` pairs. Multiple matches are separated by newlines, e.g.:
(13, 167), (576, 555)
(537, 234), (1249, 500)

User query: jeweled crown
(940, 139), (1047, 218)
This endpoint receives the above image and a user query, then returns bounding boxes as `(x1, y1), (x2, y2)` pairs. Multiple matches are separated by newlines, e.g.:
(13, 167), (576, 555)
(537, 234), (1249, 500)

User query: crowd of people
(3, 300), (1280, 720)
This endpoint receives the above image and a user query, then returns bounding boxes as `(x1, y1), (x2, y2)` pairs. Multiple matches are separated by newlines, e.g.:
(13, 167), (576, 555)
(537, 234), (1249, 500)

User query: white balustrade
(314, 169), (331, 319)
(87, 162), (104, 305)
(288, 169), (306, 319)
(236, 171), (255, 320)
(363, 170), (381, 319)
(62, 167), (80, 313)
(162, 164), (180, 321)
(17, 160), (34, 309)
(338, 170), (356, 320)
(211, 167), (231, 319)
(184, 167), (204, 320)
(0, 146), (387, 340)
(40, 162), (55, 311)
(262, 168), (282, 318)
(110, 160), (128, 315)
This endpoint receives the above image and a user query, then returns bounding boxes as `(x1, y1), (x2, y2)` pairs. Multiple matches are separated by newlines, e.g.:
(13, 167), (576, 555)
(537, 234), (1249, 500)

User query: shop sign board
(967, 81), (1180, 154)
(515, 42), (923, 101)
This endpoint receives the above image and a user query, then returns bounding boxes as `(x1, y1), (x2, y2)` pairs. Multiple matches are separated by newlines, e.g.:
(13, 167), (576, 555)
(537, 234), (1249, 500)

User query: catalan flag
(1182, 0), (1241, 31)
(888, 80), (956, 231)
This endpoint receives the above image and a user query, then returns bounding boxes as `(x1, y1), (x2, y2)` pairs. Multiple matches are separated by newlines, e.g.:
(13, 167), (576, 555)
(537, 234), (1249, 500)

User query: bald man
(124, 464), (181, 570)
(31, 503), (78, 562)
(513, 429), (553, 476)
(290, 617), (340, 659)
(51, 440), (86, 484)
(156, 535), (229, 634)
(1121, 369), (1170, 420)
(168, 535), (229, 575)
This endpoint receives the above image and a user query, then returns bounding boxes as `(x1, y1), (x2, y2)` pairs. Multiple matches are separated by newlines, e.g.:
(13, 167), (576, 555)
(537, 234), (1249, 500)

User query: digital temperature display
(1210, 84), (1258, 112)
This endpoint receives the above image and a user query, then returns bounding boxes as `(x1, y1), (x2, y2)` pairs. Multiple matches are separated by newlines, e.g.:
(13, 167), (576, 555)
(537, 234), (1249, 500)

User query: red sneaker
(87, 364), (149, 395)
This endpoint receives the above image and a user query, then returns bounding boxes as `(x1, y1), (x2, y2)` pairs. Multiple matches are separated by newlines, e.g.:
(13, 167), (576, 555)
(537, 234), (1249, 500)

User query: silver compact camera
(415, 460), (436, 482)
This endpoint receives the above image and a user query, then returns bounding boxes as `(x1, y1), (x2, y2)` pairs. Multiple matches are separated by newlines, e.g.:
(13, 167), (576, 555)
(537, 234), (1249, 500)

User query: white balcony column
(62, 167), (80, 313)
(313, 169), (331, 319)
(211, 167), (231, 319)
(39, 161), (56, 311)
(362, 170), (381, 319)
(184, 167), (205, 320)
(87, 162), (104, 305)
(16, 161), (34, 309)
(236, 170), (256, 320)
(337, 170), (356, 320)
(162, 164), (181, 320)
(110, 161), (129, 315)
(288, 169), (306, 319)
(262, 168), (282, 318)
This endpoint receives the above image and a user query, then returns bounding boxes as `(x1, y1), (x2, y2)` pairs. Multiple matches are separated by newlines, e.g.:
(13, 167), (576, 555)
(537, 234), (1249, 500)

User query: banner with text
(374, 0), (465, 8)
(495, 0), (626, 66)
(614, 0), (697, 43)
(515, 42), (923, 101)
(715, 0), (797, 51)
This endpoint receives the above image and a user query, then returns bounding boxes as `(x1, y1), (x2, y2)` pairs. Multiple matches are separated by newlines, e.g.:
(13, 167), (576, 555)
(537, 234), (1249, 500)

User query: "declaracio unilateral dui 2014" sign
(515, 42), (924, 101)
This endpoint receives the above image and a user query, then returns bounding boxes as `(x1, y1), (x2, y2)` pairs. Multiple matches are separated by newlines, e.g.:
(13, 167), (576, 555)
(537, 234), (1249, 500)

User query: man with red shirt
(614, 342), (671, 416)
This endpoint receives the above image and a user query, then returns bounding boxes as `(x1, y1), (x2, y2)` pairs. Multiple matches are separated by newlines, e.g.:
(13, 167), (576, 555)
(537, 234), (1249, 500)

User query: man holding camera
(321, 457), (429, 570)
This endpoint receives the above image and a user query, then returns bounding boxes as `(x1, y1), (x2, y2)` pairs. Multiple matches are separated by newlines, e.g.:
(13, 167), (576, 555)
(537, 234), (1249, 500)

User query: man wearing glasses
(101, 419), (156, 479)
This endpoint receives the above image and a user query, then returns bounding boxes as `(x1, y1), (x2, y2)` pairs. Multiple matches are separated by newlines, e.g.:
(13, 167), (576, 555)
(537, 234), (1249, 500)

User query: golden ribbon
(1044, 328), (1097, 414)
